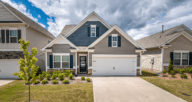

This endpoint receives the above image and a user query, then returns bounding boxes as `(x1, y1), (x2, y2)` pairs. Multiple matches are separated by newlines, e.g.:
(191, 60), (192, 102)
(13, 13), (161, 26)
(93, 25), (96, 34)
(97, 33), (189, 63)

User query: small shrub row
(180, 74), (188, 79)
(81, 76), (91, 82)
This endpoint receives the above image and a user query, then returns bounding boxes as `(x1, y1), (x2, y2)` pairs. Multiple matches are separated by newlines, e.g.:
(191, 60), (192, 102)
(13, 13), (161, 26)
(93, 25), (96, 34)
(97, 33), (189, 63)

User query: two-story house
(0, 1), (55, 78)
(42, 12), (145, 76)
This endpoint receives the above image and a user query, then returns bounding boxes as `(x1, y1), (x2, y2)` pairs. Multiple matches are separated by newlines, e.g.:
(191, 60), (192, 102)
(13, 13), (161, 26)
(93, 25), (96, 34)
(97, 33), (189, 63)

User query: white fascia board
(162, 31), (192, 46)
(65, 12), (111, 37)
(0, 2), (25, 24)
(86, 25), (145, 50)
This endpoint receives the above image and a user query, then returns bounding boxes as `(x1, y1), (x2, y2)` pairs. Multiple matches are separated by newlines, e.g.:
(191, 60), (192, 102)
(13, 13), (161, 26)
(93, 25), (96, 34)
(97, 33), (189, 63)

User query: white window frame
(9, 28), (18, 43)
(53, 53), (70, 69)
(112, 34), (118, 47)
(173, 51), (189, 66)
(91, 25), (96, 37)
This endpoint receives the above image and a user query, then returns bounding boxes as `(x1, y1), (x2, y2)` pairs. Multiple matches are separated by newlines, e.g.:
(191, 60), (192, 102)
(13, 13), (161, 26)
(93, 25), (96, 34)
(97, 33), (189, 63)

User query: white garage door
(92, 55), (137, 76)
(0, 59), (19, 79)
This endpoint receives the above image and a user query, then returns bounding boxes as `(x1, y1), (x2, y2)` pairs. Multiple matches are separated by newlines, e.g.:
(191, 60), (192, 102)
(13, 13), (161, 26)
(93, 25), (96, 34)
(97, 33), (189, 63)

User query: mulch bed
(24, 77), (92, 86)
(159, 73), (192, 80)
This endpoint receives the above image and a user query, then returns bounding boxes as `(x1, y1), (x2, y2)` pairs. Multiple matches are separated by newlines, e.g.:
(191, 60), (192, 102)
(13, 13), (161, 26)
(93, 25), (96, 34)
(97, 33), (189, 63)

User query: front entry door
(80, 56), (87, 72)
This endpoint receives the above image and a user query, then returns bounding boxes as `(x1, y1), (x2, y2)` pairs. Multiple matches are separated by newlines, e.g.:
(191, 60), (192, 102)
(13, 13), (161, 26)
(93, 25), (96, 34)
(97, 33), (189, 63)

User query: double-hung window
(53, 54), (70, 68)
(173, 51), (189, 65)
(112, 34), (118, 47)
(10, 30), (18, 43)
(91, 25), (96, 37)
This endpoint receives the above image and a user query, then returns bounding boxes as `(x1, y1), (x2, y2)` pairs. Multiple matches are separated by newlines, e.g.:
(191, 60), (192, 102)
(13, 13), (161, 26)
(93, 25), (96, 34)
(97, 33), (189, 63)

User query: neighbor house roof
(136, 25), (185, 49)
(0, 1), (55, 39)
(60, 25), (115, 36)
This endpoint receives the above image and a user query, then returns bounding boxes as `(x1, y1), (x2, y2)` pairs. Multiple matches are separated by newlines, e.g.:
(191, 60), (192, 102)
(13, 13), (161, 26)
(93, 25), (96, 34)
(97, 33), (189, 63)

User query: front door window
(80, 56), (87, 72)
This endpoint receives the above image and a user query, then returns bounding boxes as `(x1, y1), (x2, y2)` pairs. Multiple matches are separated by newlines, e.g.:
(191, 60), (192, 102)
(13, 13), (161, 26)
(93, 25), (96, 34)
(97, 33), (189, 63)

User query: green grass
(140, 71), (192, 102)
(0, 80), (93, 102)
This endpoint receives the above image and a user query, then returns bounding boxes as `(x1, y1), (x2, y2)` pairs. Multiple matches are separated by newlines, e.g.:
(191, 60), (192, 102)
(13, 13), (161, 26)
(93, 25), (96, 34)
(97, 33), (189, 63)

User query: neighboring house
(137, 24), (192, 72)
(42, 12), (145, 76)
(0, 1), (55, 78)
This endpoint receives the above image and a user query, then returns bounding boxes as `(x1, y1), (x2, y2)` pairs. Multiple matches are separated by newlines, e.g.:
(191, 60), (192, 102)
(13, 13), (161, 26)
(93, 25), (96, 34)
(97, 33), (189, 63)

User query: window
(112, 35), (117, 47)
(10, 30), (17, 43)
(53, 54), (70, 68)
(173, 52), (189, 65)
(91, 25), (96, 37)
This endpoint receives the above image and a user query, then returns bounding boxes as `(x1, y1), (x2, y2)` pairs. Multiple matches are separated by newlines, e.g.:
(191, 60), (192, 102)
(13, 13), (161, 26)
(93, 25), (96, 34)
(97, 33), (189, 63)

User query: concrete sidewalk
(92, 77), (186, 102)
(0, 79), (15, 87)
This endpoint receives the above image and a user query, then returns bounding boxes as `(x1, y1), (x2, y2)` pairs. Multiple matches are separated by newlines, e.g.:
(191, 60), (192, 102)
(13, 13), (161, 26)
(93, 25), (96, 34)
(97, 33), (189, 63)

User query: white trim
(112, 35), (118, 47)
(45, 51), (47, 72)
(92, 54), (137, 58)
(91, 26), (96, 37)
(65, 11), (111, 37)
(70, 49), (95, 52)
(0, 49), (22, 51)
(86, 25), (145, 50)
(75, 52), (77, 75)
(53, 53), (70, 55)
(79, 54), (87, 56)
(161, 48), (164, 72)
(174, 50), (189, 53)
(0, 2), (25, 24)
(41, 35), (78, 51)
(112, 34), (118, 36)
(88, 52), (89, 69)
(90, 25), (96, 27)
(9, 28), (18, 30)
(140, 52), (142, 75)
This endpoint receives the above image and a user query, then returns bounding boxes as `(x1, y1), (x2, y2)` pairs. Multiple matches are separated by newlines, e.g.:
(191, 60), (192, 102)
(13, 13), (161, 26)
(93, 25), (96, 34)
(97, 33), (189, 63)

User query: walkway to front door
(92, 77), (186, 102)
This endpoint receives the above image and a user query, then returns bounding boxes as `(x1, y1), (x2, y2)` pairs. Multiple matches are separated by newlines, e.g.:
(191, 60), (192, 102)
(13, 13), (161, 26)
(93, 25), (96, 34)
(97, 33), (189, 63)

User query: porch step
(79, 72), (87, 74)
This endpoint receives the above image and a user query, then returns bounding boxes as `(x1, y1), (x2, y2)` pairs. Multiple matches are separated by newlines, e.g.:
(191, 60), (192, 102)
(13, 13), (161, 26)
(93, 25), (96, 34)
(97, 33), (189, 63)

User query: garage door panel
(92, 56), (136, 76)
(0, 60), (19, 78)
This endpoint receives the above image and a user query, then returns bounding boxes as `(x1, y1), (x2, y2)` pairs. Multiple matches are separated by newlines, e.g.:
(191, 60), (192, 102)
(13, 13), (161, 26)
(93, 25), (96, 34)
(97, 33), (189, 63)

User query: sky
(2, 0), (192, 40)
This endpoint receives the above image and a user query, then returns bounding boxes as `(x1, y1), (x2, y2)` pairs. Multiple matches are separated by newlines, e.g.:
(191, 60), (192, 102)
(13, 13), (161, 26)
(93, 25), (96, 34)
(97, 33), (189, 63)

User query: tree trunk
(29, 83), (30, 102)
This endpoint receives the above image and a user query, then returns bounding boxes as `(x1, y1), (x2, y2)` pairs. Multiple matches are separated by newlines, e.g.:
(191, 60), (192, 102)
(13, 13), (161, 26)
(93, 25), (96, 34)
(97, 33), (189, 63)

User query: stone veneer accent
(164, 66), (192, 71)
(0, 51), (24, 59)
(47, 69), (75, 75)
(88, 69), (92, 75)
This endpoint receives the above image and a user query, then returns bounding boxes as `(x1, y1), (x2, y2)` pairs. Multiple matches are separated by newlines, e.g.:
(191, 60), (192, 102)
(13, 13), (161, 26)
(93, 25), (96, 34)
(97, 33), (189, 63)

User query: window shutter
(96, 27), (99, 37)
(1, 30), (5, 43)
(170, 52), (173, 64)
(118, 36), (121, 47)
(70, 55), (73, 68)
(49, 55), (53, 68)
(18, 30), (21, 43)
(189, 52), (192, 65)
(6, 30), (9, 43)
(108, 36), (112, 47)
(88, 27), (90, 37)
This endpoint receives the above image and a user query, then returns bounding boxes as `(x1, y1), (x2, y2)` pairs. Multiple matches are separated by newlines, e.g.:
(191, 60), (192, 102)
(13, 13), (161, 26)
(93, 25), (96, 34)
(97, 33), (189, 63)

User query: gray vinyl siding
(0, 4), (20, 21)
(47, 44), (76, 67)
(142, 48), (161, 71)
(164, 34), (192, 64)
(67, 21), (108, 46)
(89, 29), (137, 66)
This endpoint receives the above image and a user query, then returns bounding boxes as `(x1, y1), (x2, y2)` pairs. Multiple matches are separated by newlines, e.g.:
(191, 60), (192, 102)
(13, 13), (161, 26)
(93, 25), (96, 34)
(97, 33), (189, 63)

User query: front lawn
(0, 80), (93, 102)
(140, 71), (192, 102)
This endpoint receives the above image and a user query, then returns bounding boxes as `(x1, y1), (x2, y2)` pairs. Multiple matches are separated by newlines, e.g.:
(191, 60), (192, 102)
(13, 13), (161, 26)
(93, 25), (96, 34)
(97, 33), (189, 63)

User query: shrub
(81, 76), (85, 80)
(185, 67), (191, 73)
(33, 80), (40, 84)
(46, 74), (51, 80)
(25, 81), (31, 85)
(86, 78), (91, 82)
(52, 74), (57, 80)
(168, 58), (174, 74)
(170, 70), (175, 77)
(180, 68), (185, 74)
(189, 68), (192, 74)
(63, 79), (69, 84)
(68, 73), (73, 80)
(42, 80), (48, 84)
(176, 68), (180, 73)
(180, 74), (188, 79)
(58, 73), (64, 80)
(52, 80), (58, 84)
(64, 70), (72, 77)
(39, 74), (44, 81)
(162, 70), (167, 74)
(53, 70), (61, 77)
(42, 71), (47, 77)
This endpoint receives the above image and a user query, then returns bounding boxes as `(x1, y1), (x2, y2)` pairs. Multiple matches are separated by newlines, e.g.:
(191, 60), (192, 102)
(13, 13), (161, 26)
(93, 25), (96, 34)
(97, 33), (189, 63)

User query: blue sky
(2, 0), (192, 40)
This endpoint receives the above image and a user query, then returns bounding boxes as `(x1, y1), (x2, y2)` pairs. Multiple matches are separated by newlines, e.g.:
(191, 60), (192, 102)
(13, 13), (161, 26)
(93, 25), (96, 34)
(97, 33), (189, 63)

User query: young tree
(14, 39), (39, 102)
(168, 58), (174, 74)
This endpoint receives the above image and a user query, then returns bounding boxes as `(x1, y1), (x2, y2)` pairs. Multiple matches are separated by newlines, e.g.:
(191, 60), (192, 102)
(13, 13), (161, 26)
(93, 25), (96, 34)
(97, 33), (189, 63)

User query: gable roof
(64, 11), (111, 37)
(136, 24), (192, 49)
(60, 24), (115, 36)
(86, 25), (145, 50)
(0, 1), (55, 39)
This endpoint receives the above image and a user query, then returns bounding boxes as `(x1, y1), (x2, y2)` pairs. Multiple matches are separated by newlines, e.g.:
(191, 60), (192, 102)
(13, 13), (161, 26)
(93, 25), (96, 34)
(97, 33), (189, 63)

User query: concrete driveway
(0, 79), (15, 87)
(92, 77), (186, 102)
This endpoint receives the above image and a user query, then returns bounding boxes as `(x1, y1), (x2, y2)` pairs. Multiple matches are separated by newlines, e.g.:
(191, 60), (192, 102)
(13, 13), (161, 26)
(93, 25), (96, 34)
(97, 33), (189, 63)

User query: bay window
(53, 54), (70, 68)
(173, 52), (189, 65)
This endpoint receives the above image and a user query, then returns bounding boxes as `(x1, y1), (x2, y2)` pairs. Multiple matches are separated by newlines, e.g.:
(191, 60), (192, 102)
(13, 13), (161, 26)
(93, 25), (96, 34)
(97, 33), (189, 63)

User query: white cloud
(1, 0), (46, 28)
(38, 14), (41, 18)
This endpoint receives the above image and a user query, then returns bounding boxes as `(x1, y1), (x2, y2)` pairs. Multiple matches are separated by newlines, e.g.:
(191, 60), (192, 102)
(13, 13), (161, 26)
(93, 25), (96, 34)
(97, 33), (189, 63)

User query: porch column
(45, 51), (47, 72)
(161, 48), (164, 72)
(88, 52), (89, 69)
(75, 51), (77, 75)
(140, 52), (142, 75)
